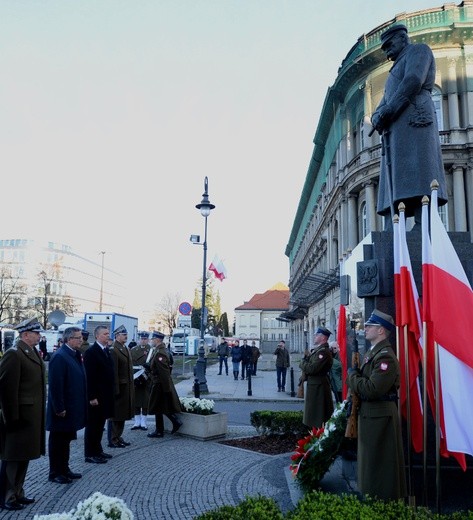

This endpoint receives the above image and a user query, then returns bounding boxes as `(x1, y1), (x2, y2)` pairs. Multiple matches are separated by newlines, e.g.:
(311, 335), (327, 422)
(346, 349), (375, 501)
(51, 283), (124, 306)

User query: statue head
(380, 24), (409, 61)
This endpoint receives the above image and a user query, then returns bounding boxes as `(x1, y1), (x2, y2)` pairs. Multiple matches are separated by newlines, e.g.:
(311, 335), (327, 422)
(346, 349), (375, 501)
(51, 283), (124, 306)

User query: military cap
(364, 309), (395, 331)
(151, 331), (165, 339)
(138, 331), (149, 339)
(380, 24), (408, 49)
(14, 317), (44, 334)
(315, 326), (332, 338)
(113, 324), (128, 336)
(81, 330), (90, 339)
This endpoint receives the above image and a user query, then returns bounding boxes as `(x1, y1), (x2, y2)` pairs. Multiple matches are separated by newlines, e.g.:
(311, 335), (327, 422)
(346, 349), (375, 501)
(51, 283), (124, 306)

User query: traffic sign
(178, 301), (192, 315)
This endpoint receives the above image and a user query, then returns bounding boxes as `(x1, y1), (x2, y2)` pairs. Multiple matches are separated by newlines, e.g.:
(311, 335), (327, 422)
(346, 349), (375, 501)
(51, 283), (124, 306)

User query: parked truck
(83, 312), (139, 345)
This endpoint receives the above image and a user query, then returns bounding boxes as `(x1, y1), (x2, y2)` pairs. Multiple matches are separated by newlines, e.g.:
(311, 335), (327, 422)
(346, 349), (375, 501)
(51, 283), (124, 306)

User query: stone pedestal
(164, 411), (228, 440)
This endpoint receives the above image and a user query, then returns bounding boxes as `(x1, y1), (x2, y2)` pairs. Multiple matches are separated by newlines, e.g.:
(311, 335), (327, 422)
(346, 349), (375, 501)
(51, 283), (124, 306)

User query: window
(360, 201), (368, 238)
(438, 203), (449, 231)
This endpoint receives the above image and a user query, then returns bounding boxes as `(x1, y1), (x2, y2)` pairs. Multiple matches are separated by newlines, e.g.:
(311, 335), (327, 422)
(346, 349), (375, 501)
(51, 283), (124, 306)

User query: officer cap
(138, 331), (149, 339)
(364, 309), (395, 331)
(81, 330), (90, 338)
(113, 324), (128, 336)
(315, 326), (332, 338)
(14, 317), (44, 334)
(380, 24), (408, 50)
(151, 331), (165, 339)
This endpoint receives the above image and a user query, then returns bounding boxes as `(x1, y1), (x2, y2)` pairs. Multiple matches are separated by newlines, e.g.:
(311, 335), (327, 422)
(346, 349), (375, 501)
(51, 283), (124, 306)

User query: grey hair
(94, 325), (109, 338)
(63, 326), (82, 343)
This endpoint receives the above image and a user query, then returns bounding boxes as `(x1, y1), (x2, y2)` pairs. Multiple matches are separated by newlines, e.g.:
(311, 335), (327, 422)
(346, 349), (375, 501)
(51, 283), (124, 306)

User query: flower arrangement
(180, 396), (215, 415)
(33, 492), (134, 520)
(290, 401), (348, 493)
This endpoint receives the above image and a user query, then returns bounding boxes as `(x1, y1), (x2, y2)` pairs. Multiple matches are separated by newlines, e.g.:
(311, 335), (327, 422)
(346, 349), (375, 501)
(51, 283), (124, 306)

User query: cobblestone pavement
(1, 423), (293, 520)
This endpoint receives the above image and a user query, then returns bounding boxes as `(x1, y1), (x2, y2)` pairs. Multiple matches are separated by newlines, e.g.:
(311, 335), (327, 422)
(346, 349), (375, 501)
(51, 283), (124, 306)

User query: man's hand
(371, 105), (394, 134)
(89, 399), (99, 406)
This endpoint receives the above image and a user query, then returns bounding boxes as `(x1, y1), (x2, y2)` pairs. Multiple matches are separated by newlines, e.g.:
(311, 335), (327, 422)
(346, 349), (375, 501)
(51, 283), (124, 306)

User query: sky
(0, 0), (443, 322)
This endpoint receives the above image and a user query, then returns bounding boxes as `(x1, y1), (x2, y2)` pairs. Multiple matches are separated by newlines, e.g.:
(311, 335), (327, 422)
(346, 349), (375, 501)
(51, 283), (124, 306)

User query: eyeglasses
(70, 336), (83, 340)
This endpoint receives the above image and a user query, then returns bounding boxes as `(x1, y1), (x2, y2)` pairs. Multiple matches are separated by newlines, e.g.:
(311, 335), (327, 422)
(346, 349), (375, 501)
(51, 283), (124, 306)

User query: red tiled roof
(235, 289), (289, 311)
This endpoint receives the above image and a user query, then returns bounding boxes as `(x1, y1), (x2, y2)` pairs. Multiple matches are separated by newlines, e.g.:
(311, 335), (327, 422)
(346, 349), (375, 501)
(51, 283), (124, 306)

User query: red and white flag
(394, 211), (424, 453)
(208, 255), (227, 282)
(337, 304), (348, 400)
(422, 188), (473, 466)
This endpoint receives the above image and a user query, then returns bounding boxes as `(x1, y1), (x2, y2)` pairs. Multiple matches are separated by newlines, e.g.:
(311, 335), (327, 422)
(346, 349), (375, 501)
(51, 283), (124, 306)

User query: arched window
(360, 201), (368, 238)
(432, 86), (444, 131)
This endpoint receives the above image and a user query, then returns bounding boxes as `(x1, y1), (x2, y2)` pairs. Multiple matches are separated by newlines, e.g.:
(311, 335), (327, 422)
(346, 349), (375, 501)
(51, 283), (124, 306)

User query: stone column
(364, 181), (377, 233)
(464, 51), (473, 127)
(466, 164), (473, 234)
(447, 57), (460, 129)
(340, 197), (348, 256)
(452, 165), (467, 231)
(347, 194), (358, 250)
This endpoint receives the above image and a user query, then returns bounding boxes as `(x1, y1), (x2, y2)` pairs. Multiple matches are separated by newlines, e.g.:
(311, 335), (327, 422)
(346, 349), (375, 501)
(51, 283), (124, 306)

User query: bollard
(247, 369), (252, 396)
(193, 377), (201, 399)
(290, 367), (296, 397)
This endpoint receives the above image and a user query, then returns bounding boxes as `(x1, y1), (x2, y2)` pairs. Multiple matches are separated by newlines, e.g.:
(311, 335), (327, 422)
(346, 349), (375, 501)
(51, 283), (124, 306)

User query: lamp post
(99, 251), (106, 312)
(194, 176), (215, 393)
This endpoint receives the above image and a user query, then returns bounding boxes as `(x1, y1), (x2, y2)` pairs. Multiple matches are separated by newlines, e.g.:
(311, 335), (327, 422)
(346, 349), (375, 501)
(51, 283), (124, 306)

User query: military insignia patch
(318, 354), (324, 359)
(380, 362), (388, 371)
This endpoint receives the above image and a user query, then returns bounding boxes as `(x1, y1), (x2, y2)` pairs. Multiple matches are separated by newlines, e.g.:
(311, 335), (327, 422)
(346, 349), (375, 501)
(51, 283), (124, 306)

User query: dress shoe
(131, 425), (141, 430)
(85, 456), (107, 464)
(147, 431), (164, 438)
(119, 439), (131, 446)
(108, 442), (125, 448)
(17, 497), (35, 505)
(66, 471), (82, 479)
(1, 501), (24, 511)
(50, 475), (72, 484)
(140, 425), (148, 431)
(99, 452), (113, 459)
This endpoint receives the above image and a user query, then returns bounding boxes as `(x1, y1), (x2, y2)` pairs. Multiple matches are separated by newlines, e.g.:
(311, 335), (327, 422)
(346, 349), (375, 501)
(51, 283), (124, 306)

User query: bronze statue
(371, 24), (447, 223)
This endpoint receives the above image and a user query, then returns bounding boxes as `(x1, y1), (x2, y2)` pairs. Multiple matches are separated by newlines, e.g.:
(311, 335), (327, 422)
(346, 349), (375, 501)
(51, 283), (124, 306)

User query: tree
(0, 267), (27, 324)
(192, 277), (226, 335)
(218, 312), (230, 337)
(151, 292), (181, 335)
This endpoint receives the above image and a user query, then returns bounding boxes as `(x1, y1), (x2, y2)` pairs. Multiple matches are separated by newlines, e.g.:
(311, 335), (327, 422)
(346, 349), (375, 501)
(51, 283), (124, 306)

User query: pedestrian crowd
(0, 317), (181, 512)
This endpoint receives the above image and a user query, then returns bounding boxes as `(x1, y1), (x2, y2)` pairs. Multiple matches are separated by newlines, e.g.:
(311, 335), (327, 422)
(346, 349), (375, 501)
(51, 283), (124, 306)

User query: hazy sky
(1, 0), (442, 320)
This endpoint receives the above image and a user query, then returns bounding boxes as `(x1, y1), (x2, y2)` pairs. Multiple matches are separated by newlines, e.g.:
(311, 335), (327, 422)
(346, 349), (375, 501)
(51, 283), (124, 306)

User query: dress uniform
(0, 318), (46, 511)
(130, 332), (152, 430)
(347, 310), (407, 500)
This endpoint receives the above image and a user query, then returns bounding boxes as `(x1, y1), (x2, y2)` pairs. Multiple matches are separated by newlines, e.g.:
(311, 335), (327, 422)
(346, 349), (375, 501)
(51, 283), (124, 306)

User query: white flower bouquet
(180, 396), (215, 415)
(33, 492), (134, 520)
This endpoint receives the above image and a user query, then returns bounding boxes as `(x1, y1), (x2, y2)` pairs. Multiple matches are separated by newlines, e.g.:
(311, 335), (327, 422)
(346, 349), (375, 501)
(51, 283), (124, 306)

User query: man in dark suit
(0, 317), (46, 511)
(47, 326), (87, 484)
(108, 325), (134, 448)
(83, 325), (115, 464)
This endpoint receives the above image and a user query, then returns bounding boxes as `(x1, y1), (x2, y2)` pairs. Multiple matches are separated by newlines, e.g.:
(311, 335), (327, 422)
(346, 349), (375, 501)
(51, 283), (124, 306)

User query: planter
(164, 411), (227, 441)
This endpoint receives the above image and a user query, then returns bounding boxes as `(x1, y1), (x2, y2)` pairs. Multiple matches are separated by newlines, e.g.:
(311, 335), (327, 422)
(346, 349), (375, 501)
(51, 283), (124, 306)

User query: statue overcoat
(373, 42), (447, 217)
(299, 344), (333, 428)
(347, 338), (407, 500)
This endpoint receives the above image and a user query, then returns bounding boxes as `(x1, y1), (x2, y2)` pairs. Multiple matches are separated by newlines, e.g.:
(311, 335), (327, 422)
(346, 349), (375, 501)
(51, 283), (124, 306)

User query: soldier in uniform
(147, 331), (182, 438)
(0, 318), (46, 511)
(130, 332), (152, 431)
(79, 330), (91, 354)
(108, 325), (134, 448)
(347, 309), (407, 500)
(299, 327), (334, 428)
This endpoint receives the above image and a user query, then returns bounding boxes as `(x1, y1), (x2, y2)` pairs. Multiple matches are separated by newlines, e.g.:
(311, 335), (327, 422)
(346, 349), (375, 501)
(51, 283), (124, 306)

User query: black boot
(168, 414), (182, 434)
(147, 430), (163, 438)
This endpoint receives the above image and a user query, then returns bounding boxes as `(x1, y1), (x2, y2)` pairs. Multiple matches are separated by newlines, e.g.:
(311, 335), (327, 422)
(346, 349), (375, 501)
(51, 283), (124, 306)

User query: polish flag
(394, 211), (424, 453)
(422, 188), (472, 466)
(208, 255), (227, 282)
(337, 304), (348, 400)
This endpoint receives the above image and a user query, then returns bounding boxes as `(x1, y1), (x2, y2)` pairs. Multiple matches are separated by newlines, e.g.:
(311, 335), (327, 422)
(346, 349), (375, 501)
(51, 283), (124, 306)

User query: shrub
(250, 410), (306, 436)
(194, 496), (283, 520)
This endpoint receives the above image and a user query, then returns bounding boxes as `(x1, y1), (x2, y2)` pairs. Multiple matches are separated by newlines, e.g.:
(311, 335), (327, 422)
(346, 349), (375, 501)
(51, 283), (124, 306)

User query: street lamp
(194, 176), (215, 393)
(99, 251), (106, 312)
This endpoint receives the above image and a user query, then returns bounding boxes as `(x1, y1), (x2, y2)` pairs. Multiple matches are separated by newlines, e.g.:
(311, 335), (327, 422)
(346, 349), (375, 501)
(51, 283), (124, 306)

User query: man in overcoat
(0, 318), (46, 511)
(347, 310), (407, 500)
(371, 24), (447, 223)
(273, 340), (290, 392)
(130, 331), (152, 430)
(147, 331), (182, 438)
(83, 325), (115, 464)
(108, 325), (134, 448)
(299, 327), (334, 428)
(46, 326), (87, 484)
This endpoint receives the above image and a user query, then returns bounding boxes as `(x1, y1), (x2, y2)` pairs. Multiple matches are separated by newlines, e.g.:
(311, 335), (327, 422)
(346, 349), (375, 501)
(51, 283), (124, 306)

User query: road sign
(178, 301), (192, 315)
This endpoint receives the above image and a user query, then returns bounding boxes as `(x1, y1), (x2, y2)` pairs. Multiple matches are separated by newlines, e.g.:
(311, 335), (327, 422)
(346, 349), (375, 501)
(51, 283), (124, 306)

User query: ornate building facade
(285, 2), (473, 351)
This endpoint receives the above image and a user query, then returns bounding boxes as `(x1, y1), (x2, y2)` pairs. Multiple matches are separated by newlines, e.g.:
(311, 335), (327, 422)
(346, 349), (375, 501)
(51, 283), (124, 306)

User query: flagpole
(404, 324), (413, 498)
(434, 339), (441, 514)
(421, 196), (430, 506)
